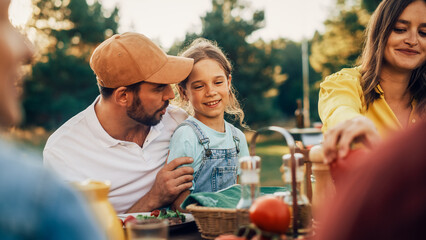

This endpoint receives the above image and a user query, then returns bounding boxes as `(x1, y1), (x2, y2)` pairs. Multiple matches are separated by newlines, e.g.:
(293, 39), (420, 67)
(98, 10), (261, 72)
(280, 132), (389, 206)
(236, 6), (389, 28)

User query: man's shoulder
(165, 105), (188, 125)
(44, 107), (91, 149)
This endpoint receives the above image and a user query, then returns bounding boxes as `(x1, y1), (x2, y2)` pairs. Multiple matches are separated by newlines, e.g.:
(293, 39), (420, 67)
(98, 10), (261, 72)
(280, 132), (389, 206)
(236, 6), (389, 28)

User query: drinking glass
(126, 218), (168, 240)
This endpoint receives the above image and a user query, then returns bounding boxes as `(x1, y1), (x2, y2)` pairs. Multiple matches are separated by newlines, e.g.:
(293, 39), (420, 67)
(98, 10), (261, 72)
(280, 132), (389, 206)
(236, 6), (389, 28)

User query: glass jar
(236, 156), (261, 226)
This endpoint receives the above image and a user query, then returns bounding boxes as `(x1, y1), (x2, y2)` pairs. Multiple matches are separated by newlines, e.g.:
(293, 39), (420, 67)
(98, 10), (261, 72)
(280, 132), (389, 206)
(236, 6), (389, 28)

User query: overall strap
(178, 119), (212, 157)
(227, 122), (240, 154)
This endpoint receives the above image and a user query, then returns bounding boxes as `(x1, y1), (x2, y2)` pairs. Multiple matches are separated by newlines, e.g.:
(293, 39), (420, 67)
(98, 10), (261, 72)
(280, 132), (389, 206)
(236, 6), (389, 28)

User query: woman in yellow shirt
(319, 0), (426, 163)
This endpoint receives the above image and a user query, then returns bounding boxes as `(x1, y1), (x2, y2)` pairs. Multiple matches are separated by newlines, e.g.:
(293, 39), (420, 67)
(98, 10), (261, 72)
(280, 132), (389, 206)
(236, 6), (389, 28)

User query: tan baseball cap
(90, 32), (194, 88)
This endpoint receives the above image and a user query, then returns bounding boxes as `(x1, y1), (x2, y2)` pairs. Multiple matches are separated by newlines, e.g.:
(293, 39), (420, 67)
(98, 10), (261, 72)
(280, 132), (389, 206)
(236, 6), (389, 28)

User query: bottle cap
(282, 153), (305, 166)
(239, 156), (261, 170)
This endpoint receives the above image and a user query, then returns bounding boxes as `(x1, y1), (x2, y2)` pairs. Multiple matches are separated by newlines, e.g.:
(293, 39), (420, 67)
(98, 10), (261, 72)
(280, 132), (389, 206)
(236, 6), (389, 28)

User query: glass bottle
(282, 153), (312, 235)
(236, 156), (261, 226)
(295, 99), (305, 128)
(72, 180), (125, 240)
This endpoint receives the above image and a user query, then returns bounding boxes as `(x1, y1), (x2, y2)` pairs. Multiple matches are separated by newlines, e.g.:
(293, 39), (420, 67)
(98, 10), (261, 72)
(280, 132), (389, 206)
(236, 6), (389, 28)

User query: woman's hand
(323, 116), (381, 163)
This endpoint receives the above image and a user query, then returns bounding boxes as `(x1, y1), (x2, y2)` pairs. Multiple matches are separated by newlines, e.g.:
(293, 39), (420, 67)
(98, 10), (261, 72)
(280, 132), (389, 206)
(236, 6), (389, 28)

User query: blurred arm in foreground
(316, 119), (426, 240)
(0, 0), (104, 239)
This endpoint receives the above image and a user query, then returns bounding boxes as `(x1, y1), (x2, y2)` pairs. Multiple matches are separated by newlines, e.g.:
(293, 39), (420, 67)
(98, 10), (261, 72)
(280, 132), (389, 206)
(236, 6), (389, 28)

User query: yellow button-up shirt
(319, 67), (417, 138)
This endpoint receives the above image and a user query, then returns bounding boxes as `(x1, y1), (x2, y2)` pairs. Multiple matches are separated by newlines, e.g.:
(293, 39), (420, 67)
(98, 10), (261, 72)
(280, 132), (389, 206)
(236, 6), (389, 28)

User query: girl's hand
(323, 116), (381, 163)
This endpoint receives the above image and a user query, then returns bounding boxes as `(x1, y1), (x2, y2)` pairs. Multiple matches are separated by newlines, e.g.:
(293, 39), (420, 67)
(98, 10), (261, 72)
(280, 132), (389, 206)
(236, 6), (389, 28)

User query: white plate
(118, 212), (195, 231)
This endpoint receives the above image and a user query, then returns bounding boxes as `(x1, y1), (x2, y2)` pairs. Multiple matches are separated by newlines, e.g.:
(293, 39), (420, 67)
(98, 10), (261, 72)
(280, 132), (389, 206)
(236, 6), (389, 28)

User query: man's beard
(126, 96), (169, 126)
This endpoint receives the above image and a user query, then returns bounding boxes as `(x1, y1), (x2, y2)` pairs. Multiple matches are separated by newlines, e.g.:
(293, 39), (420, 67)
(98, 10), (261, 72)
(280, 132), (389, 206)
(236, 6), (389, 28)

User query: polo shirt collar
(143, 121), (164, 149)
(85, 96), (165, 148)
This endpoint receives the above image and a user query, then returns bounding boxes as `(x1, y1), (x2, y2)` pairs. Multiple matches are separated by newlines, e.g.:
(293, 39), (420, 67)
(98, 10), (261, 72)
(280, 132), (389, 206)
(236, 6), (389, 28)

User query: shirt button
(412, 119), (416, 123)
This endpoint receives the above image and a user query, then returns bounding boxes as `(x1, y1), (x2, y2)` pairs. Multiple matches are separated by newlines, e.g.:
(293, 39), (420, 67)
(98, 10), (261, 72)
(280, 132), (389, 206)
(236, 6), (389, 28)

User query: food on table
(122, 209), (186, 226)
(123, 215), (136, 226)
(150, 209), (160, 217)
(249, 195), (291, 234)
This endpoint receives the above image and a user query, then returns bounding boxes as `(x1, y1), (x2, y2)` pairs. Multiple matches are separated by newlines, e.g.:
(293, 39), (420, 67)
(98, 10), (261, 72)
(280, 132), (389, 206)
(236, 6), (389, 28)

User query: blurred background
(4, 0), (381, 184)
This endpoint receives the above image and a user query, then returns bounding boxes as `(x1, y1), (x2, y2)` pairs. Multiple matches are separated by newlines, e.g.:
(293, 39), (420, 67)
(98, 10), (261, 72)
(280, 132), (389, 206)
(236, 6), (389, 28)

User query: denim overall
(178, 119), (240, 193)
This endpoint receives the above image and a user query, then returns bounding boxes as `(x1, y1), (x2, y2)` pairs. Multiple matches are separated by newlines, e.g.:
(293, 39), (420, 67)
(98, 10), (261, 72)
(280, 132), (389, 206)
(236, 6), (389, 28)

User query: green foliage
(272, 39), (321, 121)
(23, 49), (98, 129)
(361, 0), (381, 13)
(22, 0), (118, 129)
(21, 0), (376, 130)
(309, 0), (381, 82)
(310, 5), (370, 79)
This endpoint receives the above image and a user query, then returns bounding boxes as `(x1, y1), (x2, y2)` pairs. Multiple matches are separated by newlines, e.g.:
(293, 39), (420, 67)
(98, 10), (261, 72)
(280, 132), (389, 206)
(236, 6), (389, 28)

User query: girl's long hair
(359, 0), (426, 114)
(178, 38), (248, 128)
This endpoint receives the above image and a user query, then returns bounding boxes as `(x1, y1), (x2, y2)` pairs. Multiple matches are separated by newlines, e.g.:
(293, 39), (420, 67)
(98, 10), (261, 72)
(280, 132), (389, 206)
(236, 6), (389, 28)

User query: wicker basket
(186, 204), (251, 239)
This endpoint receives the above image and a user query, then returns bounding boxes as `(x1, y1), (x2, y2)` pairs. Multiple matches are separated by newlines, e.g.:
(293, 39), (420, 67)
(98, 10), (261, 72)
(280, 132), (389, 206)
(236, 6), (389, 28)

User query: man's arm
(126, 157), (194, 212)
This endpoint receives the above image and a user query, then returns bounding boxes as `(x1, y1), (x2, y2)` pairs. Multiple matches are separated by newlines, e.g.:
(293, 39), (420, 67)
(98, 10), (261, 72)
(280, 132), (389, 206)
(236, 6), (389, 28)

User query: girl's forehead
(191, 59), (226, 75)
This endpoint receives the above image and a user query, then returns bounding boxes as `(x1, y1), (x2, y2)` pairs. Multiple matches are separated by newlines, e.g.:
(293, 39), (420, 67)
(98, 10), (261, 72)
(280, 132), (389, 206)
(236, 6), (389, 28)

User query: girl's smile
(181, 59), (231, 128)
(204, 99), (221, 107)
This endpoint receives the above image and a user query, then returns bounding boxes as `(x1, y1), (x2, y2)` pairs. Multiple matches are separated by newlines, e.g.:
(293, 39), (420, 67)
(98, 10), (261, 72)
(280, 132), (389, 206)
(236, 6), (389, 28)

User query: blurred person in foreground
(0, 0), (104, 239)
(316, 120), (426, 240)
(43, 32), (195, 214)
(319, 0), (426, 163)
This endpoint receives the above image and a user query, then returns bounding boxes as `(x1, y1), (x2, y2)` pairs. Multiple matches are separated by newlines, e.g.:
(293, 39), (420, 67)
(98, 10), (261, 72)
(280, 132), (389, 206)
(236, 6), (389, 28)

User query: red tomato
(150, 209), (160, 217)
(249, 196), (291, 234)
(123, 215), (136, 226)
(215, 234), (246, 240)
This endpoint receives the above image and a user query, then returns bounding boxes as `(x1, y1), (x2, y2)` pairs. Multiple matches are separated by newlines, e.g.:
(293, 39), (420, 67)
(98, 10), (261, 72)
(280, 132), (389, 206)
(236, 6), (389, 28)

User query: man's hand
(150, 157), (194, 206)
(323, 116), (381, 163)
(127, 157), (194, 212)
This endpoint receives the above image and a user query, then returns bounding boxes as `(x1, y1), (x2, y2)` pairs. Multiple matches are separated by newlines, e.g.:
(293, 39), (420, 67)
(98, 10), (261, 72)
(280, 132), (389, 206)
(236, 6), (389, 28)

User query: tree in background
(272, 39), (322, 122)
(310, 7), (368, 79)
(361, 0), (382, 13)
(310, 0), (381, 79)
(22, 0), (118, 130)
(170, 0), (285, 127)
(21, 0), (379, 130)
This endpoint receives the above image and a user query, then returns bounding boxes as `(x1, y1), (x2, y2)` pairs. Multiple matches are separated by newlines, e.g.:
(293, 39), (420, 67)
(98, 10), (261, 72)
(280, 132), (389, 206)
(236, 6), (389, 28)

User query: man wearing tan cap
(44, 32), (195, 214)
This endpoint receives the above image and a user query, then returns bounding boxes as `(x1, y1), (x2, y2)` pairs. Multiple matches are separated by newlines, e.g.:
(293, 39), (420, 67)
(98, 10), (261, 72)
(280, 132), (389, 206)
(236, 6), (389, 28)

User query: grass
(251, 137), (291, 187)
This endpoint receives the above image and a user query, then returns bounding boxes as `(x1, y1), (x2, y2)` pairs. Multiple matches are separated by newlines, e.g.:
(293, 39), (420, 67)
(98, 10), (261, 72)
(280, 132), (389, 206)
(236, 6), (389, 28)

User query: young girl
(167, 38), (249, 211)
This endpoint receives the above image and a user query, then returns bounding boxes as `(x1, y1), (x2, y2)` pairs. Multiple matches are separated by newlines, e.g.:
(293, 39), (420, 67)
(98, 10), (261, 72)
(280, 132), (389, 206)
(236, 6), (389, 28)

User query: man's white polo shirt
(43, 97), (187, 214)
